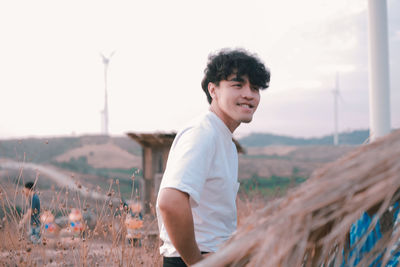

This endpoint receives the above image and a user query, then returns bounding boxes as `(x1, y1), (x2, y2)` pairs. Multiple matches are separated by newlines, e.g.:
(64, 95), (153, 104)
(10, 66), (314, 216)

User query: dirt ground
(0, 235), (162, 267)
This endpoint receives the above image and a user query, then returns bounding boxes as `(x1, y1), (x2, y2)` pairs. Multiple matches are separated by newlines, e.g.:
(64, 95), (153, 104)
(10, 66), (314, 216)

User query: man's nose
(241, 84), (254, 99)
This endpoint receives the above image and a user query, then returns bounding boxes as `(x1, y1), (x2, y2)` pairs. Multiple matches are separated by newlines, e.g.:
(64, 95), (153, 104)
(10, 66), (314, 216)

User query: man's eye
(232, 83), (242, 88)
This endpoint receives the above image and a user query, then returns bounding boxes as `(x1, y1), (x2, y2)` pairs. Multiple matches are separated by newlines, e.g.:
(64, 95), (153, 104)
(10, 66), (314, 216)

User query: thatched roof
(195, 130), (400, 267)
(127, 132), (176, 148)
(127, 132), (245, 154)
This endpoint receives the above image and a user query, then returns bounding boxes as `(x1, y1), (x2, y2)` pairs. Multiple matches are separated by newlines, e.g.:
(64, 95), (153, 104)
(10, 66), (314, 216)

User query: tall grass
(0, 166), (163, 267)
(0, 166), (272, 266)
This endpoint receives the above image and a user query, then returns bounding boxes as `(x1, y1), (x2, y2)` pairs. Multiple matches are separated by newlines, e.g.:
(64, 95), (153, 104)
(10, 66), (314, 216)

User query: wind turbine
(100, 51), (115, 136)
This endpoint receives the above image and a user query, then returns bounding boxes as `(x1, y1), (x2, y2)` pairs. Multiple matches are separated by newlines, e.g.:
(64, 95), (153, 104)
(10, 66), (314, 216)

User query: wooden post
(143, 147), (153, 214)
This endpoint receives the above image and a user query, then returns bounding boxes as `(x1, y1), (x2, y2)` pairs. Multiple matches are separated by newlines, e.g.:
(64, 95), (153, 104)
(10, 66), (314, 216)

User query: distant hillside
(0, 135), (141, 163)
(0, 137), (81, 163)
(239, 129), (370, 147)
(0, 131), (371, 164)
(54, 142), (141, 169)
(0, 133), (366, 200)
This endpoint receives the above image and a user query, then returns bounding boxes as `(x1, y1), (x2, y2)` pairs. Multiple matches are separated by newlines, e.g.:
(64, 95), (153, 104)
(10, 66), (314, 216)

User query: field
(0, 178), (267, 267)
(0, 136), (357, 266)
(0, 175), (162, 266)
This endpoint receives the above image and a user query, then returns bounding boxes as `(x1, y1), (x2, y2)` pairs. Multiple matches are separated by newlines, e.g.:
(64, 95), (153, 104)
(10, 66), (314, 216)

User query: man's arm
(158, 188), (203, 266)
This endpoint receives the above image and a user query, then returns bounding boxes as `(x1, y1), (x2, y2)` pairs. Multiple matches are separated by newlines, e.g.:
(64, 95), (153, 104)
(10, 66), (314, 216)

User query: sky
(0, 0), (399, 140)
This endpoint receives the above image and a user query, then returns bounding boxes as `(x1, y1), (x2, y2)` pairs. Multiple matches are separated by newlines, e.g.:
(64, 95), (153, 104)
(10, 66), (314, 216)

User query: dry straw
(195, 130), (400, 267)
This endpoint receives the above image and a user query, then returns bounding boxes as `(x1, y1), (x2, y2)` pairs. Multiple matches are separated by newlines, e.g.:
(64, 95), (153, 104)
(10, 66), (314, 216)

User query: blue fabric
(30, 194), (40, 226)
(349, 212), (382, 265)
(342, 203), (400, 267)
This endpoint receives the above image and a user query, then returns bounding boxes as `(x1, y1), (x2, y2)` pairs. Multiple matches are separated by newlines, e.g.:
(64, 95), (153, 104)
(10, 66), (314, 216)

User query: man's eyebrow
(227, 76), (244, 82)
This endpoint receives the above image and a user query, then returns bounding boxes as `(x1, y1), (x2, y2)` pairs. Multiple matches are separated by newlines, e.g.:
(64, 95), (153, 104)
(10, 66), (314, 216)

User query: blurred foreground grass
(0, 172), (302, 266)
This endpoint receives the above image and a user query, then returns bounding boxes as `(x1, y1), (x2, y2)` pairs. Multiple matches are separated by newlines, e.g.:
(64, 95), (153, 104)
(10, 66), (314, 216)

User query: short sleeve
(161, 126), (215, 206)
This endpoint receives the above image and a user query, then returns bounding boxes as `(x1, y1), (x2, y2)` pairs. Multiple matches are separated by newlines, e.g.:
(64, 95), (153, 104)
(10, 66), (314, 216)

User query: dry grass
(0, 168), (270, 266)
(196, 130), (400, 267)
(0, 170), (162, 267)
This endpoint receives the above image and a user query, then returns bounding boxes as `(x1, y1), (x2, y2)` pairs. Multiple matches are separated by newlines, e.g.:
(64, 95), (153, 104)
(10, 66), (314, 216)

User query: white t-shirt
(156, 111), (240, 257)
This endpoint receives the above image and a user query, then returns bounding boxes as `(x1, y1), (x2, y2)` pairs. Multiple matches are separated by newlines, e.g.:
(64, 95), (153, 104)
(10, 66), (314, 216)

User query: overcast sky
(0, 0), (399, 139)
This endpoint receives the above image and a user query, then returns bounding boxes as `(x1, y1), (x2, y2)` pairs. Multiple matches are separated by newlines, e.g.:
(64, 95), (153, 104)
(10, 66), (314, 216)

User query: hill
(0, 130), (368, 163)
(239, 129), (370, 147)
(54, 142), (141, 169)
(0, 135), (141, 163)
(239, 145), (355, 179)
(0, 133), (360, 199)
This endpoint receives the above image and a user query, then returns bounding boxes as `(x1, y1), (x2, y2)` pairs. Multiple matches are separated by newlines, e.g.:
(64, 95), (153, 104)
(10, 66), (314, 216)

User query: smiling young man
(156, 48), (270, 267)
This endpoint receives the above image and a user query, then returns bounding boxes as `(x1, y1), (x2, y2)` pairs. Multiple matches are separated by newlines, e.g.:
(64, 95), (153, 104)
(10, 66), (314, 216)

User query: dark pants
(163, 257), (187, 267)
(163, 252), (209, 267)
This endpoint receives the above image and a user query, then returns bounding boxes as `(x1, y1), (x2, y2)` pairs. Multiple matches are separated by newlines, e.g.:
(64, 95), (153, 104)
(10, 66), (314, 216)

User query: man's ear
(208, 82), (217, 101)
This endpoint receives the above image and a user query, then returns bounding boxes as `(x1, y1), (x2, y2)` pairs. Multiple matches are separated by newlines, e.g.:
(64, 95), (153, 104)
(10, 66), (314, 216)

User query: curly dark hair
(201, 48), (270, 104)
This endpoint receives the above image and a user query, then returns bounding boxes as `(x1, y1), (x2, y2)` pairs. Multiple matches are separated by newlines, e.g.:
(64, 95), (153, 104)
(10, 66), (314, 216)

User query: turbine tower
(368, 0), (391, 141)
(333, 73), (339, 146)
(100, 51), (115, 136)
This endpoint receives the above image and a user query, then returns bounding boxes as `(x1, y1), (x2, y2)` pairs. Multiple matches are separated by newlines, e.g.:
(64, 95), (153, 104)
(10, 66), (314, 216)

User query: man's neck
(209, 106), (240, 133)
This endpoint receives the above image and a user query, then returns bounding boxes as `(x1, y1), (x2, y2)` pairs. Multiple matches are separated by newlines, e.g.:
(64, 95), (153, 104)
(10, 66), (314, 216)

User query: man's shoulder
(177, 113), (218, 143)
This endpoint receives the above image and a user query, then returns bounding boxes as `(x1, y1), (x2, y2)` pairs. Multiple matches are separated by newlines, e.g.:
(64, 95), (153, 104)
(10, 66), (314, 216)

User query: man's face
(208, 74), (260, 132)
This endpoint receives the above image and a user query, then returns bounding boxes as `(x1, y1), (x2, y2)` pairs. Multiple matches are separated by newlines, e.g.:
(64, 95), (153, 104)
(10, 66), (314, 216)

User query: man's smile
(237, 102), (255, 111)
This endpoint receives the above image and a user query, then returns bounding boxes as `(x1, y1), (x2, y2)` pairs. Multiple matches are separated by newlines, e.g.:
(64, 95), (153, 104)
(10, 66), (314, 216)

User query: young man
(19, 181), (41, 244)
(156, 48), (270, 266)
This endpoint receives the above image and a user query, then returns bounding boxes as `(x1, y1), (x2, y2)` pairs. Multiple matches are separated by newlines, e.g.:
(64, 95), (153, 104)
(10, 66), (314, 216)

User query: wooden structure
(127, 132), (245, 214)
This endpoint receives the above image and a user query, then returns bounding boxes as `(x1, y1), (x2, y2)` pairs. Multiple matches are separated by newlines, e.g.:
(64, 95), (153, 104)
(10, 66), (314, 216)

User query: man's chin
(240, 117), (253, 124)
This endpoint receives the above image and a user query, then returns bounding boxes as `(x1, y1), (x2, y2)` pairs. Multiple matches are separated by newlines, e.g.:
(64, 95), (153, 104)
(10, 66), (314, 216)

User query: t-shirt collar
(207, 111), (233, 139)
